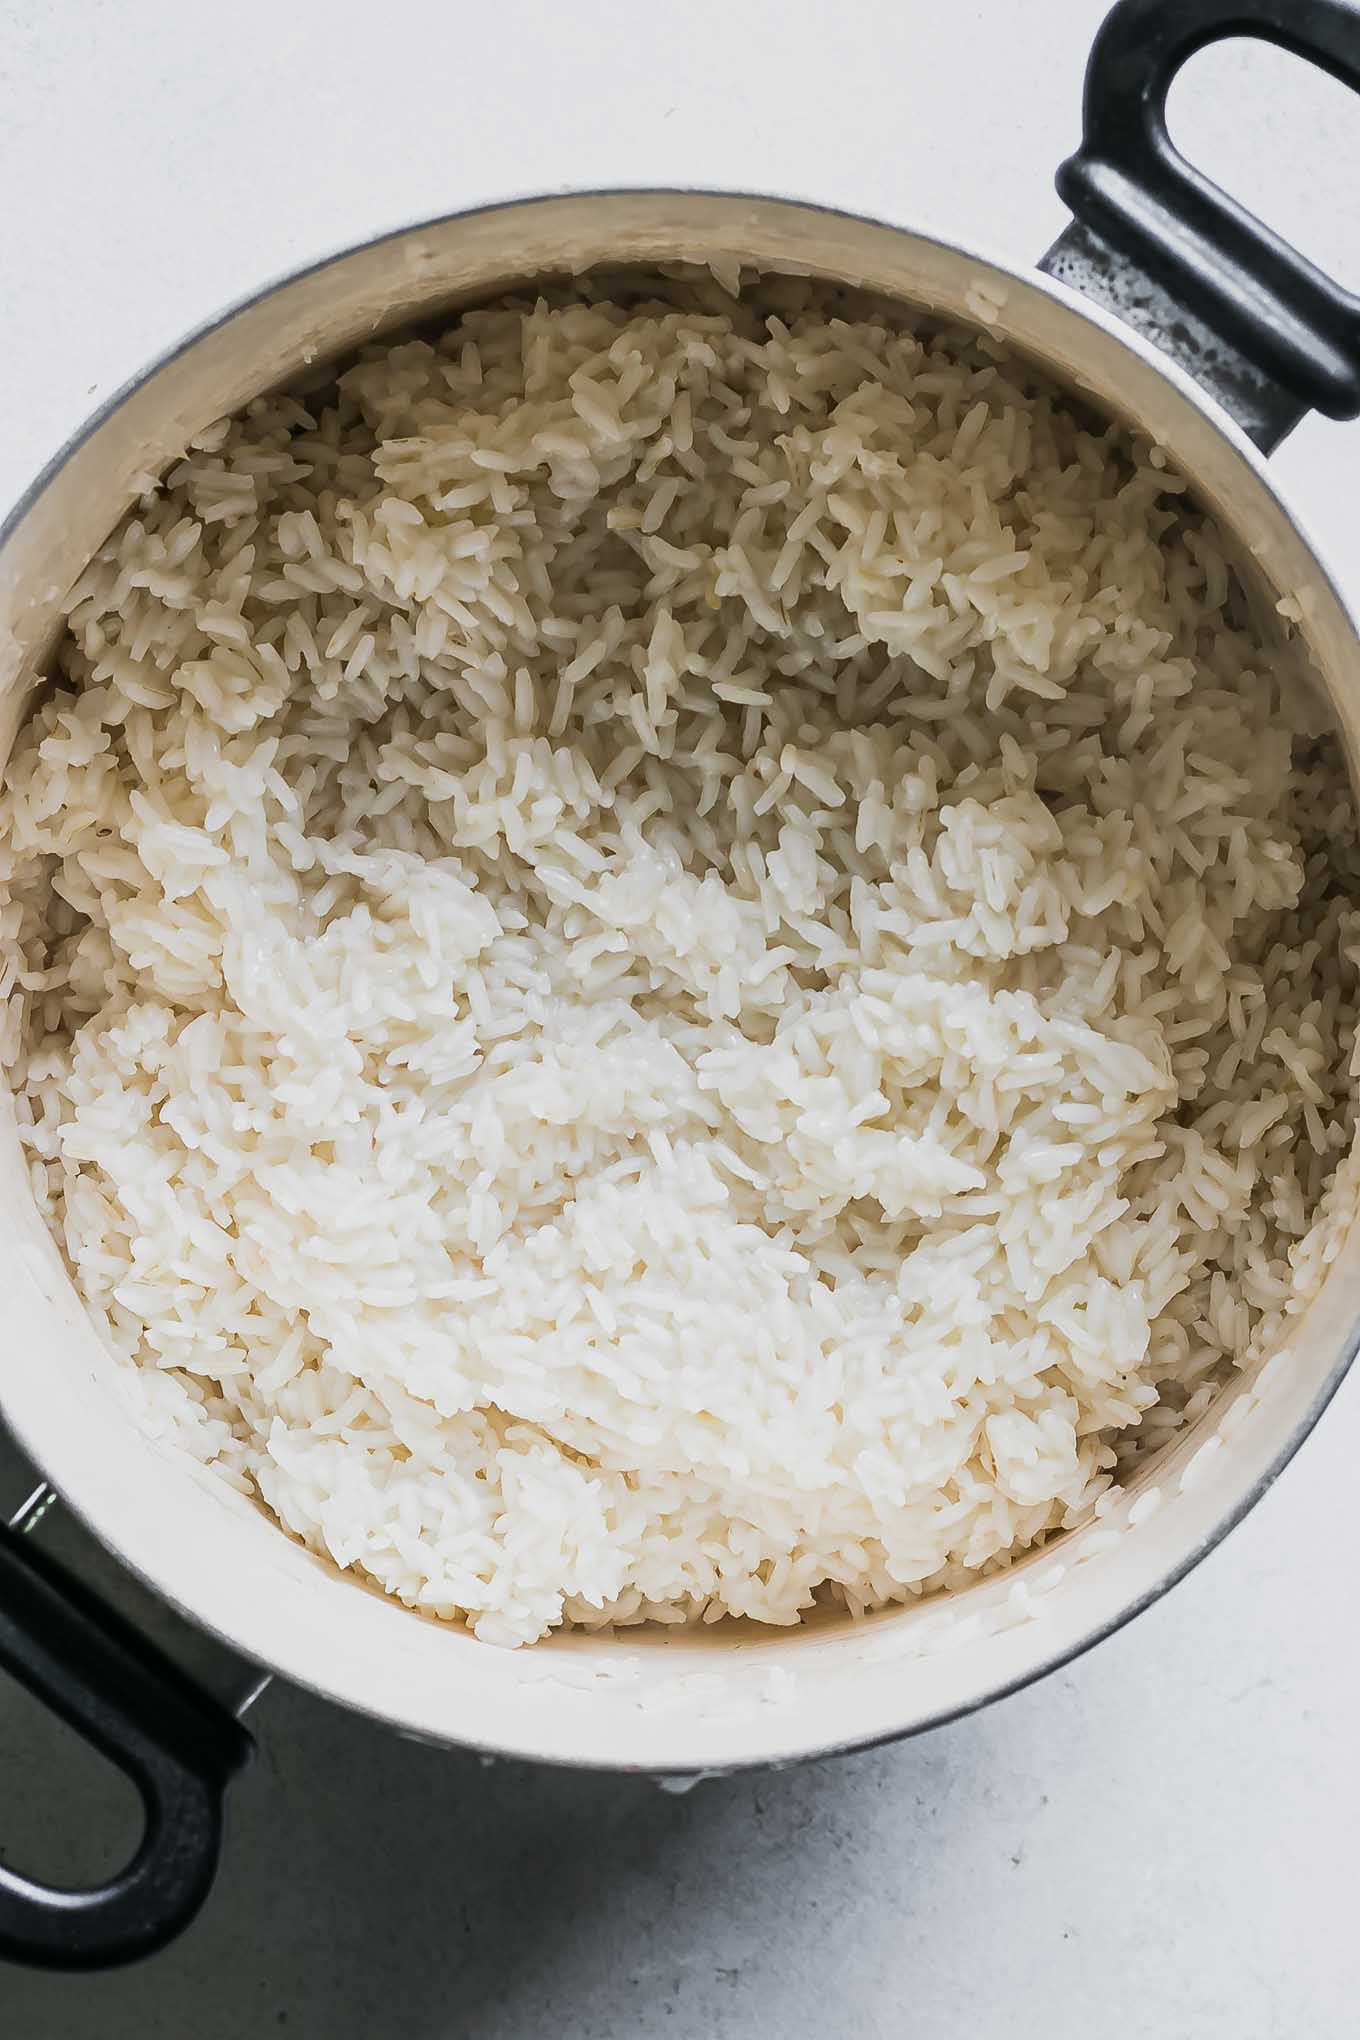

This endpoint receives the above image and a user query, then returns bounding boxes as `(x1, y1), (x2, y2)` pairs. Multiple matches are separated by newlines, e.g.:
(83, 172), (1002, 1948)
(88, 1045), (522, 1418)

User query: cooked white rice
(2, 275), (1357, 1647)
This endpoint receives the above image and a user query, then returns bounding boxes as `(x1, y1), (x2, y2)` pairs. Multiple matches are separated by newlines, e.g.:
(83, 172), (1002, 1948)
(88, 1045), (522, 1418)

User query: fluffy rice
(2, 272), (1357, 1647)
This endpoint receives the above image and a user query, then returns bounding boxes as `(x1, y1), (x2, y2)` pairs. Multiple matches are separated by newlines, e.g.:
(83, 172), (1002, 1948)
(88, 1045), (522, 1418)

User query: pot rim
(3, 184), (1358, 1774)
(0, 180), (1296, 558)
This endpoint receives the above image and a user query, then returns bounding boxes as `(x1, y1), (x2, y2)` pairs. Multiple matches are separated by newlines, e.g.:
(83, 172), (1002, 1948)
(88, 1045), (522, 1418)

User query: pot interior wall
(2, 192), (1358, 1769)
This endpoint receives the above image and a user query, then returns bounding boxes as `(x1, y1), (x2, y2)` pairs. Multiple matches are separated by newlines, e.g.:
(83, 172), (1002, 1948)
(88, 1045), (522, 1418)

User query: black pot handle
(0, 1521), (251, 1970)
(1041, 0), (1360, 450)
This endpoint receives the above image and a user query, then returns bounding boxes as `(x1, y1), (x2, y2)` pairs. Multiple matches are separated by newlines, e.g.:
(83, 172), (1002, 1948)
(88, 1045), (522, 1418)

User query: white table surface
(1, 2), (1359, 2034)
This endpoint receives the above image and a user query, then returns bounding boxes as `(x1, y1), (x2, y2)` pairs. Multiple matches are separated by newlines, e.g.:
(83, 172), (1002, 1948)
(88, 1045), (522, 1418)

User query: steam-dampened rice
(2, 275), (1357, 1645)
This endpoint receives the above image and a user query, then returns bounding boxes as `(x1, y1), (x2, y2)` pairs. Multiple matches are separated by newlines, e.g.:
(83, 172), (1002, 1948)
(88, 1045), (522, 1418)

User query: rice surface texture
(3, 277), (1356, 1645)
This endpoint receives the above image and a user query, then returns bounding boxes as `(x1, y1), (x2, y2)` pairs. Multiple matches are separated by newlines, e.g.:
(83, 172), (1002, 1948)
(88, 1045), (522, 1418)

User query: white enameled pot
(2, 0), (1359, 1974)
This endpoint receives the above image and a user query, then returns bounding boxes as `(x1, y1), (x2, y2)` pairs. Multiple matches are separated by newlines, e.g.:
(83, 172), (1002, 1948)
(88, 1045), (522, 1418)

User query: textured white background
(1, 2), (1359, 2034)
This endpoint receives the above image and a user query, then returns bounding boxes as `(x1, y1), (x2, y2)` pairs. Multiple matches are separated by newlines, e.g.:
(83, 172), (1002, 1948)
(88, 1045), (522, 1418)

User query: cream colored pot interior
(2, 193), (1358, 1771)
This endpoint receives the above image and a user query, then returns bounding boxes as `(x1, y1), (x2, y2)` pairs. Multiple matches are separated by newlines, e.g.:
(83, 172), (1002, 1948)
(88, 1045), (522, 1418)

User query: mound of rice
(2, 275), (1357, 1647)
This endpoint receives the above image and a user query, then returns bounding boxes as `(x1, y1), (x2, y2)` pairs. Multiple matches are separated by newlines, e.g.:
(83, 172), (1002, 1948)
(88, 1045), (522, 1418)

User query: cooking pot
(3, 0), (1359, 1972)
